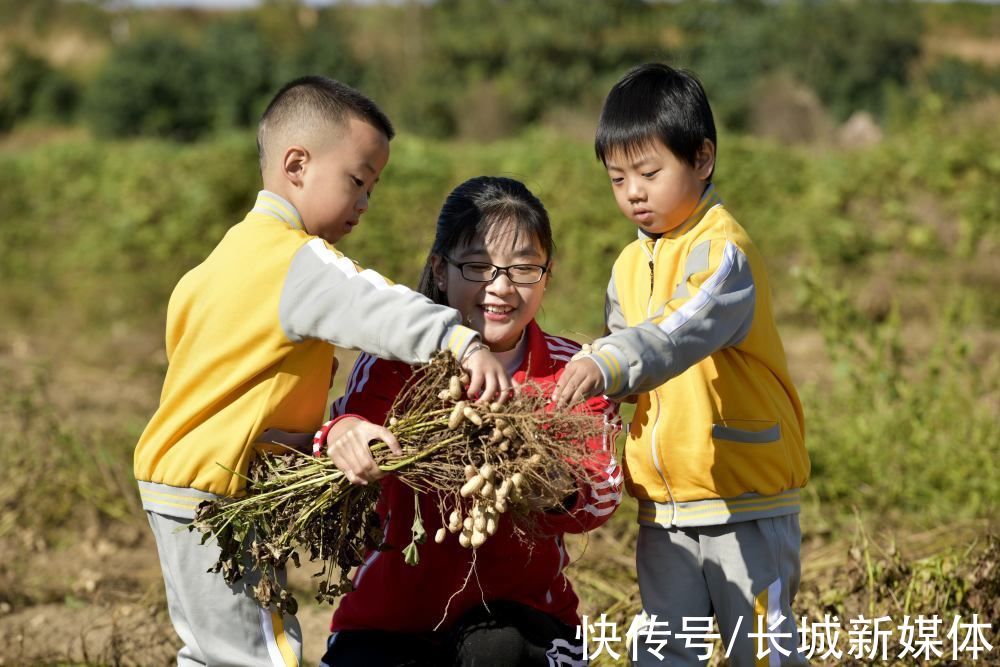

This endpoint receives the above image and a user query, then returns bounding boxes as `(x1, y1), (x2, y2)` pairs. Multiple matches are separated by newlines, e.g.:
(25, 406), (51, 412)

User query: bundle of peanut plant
(193, 351), (605, 615)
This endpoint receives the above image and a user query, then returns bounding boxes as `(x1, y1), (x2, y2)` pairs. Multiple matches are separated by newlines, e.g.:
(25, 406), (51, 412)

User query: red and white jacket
(329, 320), (621, 633)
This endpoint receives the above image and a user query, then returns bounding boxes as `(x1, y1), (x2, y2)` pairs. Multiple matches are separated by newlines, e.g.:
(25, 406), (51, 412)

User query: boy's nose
(356, 193), (369, 214)
(626, 179), (645, 202)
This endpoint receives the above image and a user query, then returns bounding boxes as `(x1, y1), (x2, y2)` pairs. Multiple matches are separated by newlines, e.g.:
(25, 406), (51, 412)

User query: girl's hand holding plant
(326, 417), (402, 485)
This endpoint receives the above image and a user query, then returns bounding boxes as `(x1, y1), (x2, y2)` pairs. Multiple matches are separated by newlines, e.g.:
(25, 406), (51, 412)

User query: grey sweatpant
(632, 515), (807, 666)
(146, 511), (303, 666)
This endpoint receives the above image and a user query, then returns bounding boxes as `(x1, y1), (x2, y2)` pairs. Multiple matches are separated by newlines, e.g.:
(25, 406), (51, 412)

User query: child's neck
(490, 331), (528, 375)
(262, 177), (296, 206)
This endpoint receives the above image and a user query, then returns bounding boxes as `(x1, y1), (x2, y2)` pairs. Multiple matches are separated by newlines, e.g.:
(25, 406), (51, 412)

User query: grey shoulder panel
(278, 239), (463, 363)
(672, 239), (712, 300)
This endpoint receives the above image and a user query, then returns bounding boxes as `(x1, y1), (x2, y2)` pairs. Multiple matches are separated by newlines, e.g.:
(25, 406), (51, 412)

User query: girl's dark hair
(595, 63), (716, 179)
(417, 176), (553, 305)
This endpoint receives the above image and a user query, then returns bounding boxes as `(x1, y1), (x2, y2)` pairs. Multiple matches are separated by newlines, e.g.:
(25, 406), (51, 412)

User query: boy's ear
(282, 146), (309, 186)
(695, 139), (716, 181)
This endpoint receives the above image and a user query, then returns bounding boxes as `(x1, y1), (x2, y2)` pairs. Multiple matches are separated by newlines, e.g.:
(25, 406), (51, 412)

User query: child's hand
(552, 358), (606, 408)
(325, 417), (402, 485)
(461, 344), (513, 405)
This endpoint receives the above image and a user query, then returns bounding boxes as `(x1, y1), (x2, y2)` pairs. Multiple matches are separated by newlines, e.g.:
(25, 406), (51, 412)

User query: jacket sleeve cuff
(442, 324), (481, 360)
(588, 345), (629, 397)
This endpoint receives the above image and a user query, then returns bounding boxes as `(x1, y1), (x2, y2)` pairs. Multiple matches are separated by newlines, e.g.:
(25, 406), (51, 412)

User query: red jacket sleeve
(537, 388), (622, 535)
(330, 353), (412, 425)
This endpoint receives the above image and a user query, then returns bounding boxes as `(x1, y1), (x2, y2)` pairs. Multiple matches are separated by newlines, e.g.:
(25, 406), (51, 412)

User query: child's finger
(552, 374), (568, 405)
(351, 439), (386, 482)
(343, 469), (365, 485)
(498, 374), (514, 401)
(328, 444), (367, 485)
(358, 454), (384, 481)
(466, 368), (484, 399)
(556, 372), (579, 408)
(477, 373), (499, 404)
(377, 428), (402, 456)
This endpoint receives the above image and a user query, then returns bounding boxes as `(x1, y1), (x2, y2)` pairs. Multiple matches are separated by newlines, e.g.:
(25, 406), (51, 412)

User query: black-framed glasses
(444, 256), (549, 285)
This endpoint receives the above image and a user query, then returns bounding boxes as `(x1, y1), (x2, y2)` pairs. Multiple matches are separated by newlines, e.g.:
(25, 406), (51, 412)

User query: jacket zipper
(644, 239), (659, 317)
(644, 239), (678, 525)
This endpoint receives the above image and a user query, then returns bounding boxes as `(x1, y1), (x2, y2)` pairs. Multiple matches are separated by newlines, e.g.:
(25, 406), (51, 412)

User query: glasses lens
(461, 263), (497, 281)
(508, 265), (544, 284)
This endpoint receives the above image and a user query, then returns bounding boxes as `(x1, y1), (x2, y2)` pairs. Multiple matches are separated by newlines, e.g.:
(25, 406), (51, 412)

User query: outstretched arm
(555, 239), (755, 405)
(280, 239), (511, 402)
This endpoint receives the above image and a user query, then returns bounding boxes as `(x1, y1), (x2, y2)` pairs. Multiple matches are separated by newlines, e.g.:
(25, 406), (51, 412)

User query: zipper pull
(648, 260), (655, 294)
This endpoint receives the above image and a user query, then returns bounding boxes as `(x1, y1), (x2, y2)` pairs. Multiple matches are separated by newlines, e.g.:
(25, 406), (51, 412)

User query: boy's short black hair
(595, 63), (716, 177)
(257, 75), (394, 172)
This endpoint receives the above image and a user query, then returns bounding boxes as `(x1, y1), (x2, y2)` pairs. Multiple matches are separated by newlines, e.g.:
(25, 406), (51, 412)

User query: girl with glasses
(320, 176), (621, 667)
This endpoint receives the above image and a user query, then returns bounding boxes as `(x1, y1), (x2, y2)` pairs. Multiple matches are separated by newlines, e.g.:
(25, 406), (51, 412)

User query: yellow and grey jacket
(134, 191), (478, 518)
(588, 185), (809, 528)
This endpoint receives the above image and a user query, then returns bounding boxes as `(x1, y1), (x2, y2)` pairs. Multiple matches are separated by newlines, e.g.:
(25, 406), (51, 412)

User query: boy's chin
(318, 230), (346, 244)
(634, 219), (675, 236)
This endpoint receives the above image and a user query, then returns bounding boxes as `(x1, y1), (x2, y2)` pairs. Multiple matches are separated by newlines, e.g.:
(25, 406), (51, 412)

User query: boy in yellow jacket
(555, 63), (809, 665)
(135, 76), (510, 666)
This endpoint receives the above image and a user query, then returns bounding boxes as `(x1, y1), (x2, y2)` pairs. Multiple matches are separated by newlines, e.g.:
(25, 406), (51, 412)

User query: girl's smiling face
(432, 220), (550, 353)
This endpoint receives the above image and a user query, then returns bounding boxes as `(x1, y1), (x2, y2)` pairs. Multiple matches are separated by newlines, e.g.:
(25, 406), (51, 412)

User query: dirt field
(1, 324), (995, 665)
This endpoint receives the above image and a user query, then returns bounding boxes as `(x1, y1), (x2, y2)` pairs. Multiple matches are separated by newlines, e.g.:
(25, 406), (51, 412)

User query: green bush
(275, 12), (364, 90)
(199, 17), (277, 131)
(0, 47), (78, 130)
(673, 0), (923, 127)
(84, 33), (213, 140)
(402, 0), (655, 138)
(925, 56), (1000, 103)
(81, 14), (365, 141)
(782, 0), (923, 121)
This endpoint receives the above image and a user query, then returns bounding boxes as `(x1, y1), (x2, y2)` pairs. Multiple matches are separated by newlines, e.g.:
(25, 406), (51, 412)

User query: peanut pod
(449, 375), (463, 401)
(460, 474), (484, 498)
(448, 401), (468, 430)
(462, 406), (483, 426)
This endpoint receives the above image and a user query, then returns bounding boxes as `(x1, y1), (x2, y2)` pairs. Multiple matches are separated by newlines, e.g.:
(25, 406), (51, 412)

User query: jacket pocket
(711, 419), (781, 444)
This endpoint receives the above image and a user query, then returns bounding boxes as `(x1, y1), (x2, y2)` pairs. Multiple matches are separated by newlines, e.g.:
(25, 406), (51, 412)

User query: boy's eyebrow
(354, 162), (381, 185)
(606, 157), (655, 171)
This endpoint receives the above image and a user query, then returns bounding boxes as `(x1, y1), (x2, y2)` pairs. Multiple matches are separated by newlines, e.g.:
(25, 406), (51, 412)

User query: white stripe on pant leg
(260, 607), (287, 666)
(549, 638), (584, 656)
(546, 637), (585, 666)
(767, 578), (782, 667)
